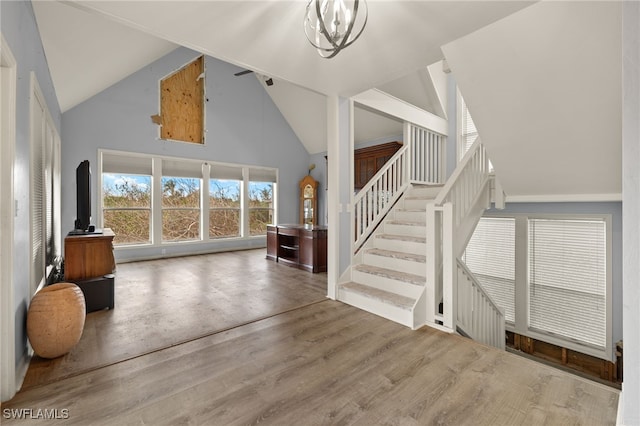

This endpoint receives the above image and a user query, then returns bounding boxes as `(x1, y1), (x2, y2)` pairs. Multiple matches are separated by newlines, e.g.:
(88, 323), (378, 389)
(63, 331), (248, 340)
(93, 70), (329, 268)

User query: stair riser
(407, 187), (441, 199)
(393, 210), (426, 223)
(363, 252), (426, 277)
(352, 269), (424, 298)
(402, 198), (432, 210)
(373, 238), (426, 256)
(338, 289), (415, 328)
(384, 223), (426, 237)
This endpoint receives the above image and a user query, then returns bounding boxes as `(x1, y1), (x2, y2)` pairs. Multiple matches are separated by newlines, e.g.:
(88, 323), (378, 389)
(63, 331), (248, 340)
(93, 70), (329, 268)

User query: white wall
(443, 1), (622, 200)
(621, 1), (640, 423)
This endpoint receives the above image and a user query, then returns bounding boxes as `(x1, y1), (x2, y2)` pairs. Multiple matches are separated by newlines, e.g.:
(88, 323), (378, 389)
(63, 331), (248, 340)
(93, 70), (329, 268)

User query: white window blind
(31, 94), (45, 292)
(162, 159), (203, 178)
(458, 91), (477, 161)
(103, 152), (152, 175)
(528, 218), (607, 349)
(249, 167), (277, 183)
(464, 217), (516, 322)
(210, 164), (243, 181)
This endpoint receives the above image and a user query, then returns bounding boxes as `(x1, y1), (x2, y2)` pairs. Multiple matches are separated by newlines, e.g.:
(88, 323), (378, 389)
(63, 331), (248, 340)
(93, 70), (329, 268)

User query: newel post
(425, 203), (438, 324)
(442, 202), (457, 331)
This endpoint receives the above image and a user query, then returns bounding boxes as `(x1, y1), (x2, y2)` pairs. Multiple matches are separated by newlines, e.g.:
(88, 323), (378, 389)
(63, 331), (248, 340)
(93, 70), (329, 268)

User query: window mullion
(514, 215), (528, 334)
(202, 163), (211, 243)
(152, 157), (163, 246)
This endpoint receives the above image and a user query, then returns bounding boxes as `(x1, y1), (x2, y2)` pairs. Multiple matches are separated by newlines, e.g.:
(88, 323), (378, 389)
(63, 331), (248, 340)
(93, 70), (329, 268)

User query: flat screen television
(74, 160), (91, 232)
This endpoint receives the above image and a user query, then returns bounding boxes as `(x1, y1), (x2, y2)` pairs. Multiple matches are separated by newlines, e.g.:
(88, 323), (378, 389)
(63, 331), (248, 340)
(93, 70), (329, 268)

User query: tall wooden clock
(299, 175), (318, 226)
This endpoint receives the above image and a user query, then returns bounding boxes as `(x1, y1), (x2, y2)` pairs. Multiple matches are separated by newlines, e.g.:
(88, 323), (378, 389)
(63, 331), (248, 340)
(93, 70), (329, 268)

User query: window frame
(208, 178), (242, 240)
(102, 172), (153, 246)
(98, 149), (277, 249)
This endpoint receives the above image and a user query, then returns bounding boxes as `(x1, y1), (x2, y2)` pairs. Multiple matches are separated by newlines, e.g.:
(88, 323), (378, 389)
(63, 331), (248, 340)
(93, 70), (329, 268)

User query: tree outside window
(162, 177), (201, 242)
(249, 182), (273, 236)
(209, 179), (240, 239)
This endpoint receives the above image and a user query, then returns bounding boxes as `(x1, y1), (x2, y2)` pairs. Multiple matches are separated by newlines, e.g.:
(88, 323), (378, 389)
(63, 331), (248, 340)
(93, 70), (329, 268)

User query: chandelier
(303, 0), (368, 59)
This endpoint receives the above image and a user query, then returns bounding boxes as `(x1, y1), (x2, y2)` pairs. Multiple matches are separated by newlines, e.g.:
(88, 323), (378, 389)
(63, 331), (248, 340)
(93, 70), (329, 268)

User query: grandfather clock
(299, 175), (318, 226)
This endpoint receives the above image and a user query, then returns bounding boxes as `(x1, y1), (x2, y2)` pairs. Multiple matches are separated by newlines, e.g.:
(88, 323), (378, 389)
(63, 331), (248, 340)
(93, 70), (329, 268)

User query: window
(528, 218), (607, 349)
(100, 150), (277, 246)
(102, 152), (153, 246)
(162, 176), (201, 242)
(248, 181), (273, 236)
(457, 90), (477, 162)
(102, 174), (151, 245)
(464, 214), (612, 360)
(30, 74), (61, 294)
(464, 217), (515, 322)
(248, 168), (277, 236)
(209, 179), (241, 239)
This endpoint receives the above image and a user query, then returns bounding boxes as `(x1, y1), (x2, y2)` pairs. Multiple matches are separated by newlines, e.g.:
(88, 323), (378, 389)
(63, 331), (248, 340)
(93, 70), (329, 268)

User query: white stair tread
(376, 234), (426, 244)
(341, 282), (415, 311)
(354, 264), (425, 286)
(386, 220), (425, 227)
(365, 248), (426, 263)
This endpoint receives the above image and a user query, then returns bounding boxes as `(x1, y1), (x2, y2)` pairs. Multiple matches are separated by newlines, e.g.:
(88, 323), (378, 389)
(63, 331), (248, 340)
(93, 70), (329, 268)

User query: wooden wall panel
(159, 56), (204, 144)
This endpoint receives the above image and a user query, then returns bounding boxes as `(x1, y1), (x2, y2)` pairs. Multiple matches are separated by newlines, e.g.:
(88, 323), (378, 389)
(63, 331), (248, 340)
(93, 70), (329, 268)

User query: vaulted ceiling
(32, 1), (623, 199)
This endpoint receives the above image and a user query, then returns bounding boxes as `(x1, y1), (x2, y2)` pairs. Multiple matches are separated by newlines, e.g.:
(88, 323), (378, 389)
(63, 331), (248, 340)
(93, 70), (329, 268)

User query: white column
(326, 95), (340, 299)
(621, 2), (640, 424)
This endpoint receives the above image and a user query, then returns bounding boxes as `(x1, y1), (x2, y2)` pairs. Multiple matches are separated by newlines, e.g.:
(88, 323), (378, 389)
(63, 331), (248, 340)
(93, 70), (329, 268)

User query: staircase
(338, 184), (441, 329)
(337, 128), (506, 349)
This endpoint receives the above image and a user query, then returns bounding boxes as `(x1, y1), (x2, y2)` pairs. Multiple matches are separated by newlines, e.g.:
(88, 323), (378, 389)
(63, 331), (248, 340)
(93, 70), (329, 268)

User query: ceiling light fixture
(303, 0), (368, 59)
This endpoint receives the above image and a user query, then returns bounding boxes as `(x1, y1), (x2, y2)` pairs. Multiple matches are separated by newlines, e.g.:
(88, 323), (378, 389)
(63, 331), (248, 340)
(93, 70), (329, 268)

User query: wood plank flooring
(20, 249), (327, 388)
(3, 300), (618, 425)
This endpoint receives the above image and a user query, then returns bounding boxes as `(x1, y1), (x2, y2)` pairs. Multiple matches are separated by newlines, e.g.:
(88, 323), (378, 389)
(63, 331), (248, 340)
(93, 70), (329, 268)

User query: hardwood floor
(5, 248), (619, 424)
(3, 300), (618, 425)
(20, 249), (327, 388)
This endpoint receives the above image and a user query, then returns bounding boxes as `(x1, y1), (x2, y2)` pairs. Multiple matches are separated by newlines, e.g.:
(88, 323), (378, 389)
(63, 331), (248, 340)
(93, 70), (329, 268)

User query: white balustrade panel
(354, 145), (409, 251)
(409, 125), (446, 185)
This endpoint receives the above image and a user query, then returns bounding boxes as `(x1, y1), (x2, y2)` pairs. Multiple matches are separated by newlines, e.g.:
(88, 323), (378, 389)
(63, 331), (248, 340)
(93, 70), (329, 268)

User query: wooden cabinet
(266, 224), (327, 273)
(64, 228), (116, 281)
(354, 141), (403, 190)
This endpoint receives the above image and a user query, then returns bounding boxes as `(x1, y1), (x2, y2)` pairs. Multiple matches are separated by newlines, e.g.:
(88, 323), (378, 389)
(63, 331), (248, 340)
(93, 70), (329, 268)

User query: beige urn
(27, 282), (86, 359)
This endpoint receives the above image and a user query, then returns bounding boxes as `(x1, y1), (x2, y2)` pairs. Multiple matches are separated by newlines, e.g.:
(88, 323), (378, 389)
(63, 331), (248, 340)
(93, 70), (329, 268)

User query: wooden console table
(267, 224), (327, 273)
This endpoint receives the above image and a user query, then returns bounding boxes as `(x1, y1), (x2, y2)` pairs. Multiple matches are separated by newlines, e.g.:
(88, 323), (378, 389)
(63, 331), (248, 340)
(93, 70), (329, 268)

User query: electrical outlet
(161, 248), (166, 255)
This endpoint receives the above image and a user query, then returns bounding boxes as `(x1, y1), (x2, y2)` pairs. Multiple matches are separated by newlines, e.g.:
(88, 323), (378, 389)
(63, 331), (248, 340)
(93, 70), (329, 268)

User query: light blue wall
(62, 47), (311, 261)
(1, 0), (62, 385)
(486, 201), (623, 349)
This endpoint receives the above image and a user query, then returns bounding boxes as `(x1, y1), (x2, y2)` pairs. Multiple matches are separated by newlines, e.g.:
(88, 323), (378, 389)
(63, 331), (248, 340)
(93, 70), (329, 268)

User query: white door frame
(1, 34), (17, 401)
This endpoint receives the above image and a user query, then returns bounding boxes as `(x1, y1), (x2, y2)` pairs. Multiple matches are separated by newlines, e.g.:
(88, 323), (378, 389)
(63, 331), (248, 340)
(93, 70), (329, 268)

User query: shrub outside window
(102, 174), (151, 245)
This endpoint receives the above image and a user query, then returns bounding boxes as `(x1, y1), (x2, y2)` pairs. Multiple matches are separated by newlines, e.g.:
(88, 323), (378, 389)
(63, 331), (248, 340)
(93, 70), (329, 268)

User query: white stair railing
(408, 124), (446, 185)
(354, 145), (409, 251)
(353, 123), (447, 253)
(425, 137), (504, 349)
(456, 259), (505, 349)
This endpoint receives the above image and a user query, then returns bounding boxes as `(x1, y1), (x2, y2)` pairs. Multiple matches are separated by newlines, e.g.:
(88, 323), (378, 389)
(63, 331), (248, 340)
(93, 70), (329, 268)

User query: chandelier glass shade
(303, 0), (368, 59)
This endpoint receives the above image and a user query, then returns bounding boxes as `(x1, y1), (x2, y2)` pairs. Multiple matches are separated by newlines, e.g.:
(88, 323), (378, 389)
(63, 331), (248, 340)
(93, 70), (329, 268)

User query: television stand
(64, 228), (116, 312)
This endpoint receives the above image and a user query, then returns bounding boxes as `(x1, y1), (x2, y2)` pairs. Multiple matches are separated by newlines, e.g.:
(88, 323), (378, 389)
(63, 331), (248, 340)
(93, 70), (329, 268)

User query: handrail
(435, 136), (486, 206)
(426, 137), (502, 347)
(353, 144), (409, 251)
(456, 259), (506, 350)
